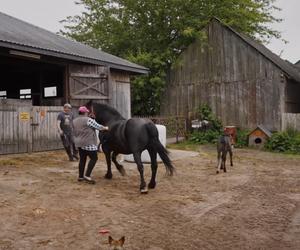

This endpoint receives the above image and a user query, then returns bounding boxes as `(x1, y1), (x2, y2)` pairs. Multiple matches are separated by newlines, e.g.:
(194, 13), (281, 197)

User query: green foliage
(235, 128), (250, 148)
(195, 104), (222, 132)
(61, 0), (282, 115)
(189, 130), (221, 144)
(188, 104), (222, 144)
(264, 130), (300, 154)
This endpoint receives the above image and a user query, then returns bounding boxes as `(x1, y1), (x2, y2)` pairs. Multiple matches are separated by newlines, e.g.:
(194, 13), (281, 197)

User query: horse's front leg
(133, 152), (147, 194)
(104, 150), (113, 179)
(112, 152), (126, 176)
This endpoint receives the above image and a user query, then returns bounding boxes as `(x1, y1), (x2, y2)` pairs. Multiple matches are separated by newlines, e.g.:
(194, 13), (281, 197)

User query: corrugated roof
(0, 11), (148, 74)
(213, 18), (300, 83)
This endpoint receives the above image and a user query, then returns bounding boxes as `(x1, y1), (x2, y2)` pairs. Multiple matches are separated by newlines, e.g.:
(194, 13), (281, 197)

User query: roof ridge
(211, 17), (300, 82)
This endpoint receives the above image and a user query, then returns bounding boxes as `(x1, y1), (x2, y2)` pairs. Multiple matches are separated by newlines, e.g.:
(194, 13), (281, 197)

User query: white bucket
(124, 124), (166, 163)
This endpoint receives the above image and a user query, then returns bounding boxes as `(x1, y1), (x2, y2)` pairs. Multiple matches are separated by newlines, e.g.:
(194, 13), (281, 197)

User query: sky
(0, 0), (299, 63)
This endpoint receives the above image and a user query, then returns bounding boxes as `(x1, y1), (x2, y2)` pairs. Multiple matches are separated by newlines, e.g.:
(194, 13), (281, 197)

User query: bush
(189, 130), (221, 144)
(264, 130), (300, 154)
(188, 104), (222, 144)
(195, 104), (222, 132)
(235, 128), (250, 148)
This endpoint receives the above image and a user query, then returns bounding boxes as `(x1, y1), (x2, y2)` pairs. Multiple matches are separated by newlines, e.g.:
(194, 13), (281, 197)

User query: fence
(137, 116), (188, 142)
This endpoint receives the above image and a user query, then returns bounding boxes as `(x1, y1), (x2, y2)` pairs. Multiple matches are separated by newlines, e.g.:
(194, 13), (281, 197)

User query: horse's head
(84, 100), (125, 125)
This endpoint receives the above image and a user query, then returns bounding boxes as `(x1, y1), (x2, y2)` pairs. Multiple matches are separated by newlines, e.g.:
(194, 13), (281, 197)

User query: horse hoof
(216, 170), (219, 174)
(140, 188), (148, 194)
(148, 182), (156, 189)
(105, 173), (112, 179)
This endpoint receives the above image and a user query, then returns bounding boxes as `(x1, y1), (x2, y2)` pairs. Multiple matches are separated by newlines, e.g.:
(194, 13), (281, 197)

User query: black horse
(86, 101), (175, 193)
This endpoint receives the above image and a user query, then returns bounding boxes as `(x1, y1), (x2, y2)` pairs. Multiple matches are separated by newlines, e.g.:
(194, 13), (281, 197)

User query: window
(0, 90), (7, 99)
(20, 89), (31, 99)
(44, 86), (57, 97)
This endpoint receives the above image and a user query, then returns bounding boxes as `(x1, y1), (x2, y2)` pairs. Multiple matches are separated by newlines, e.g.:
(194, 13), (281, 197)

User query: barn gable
(161, 18), (300, 131)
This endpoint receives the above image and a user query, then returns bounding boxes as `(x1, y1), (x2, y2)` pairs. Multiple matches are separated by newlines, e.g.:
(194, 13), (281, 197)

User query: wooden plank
(70, 95), (110, 100)
(70, 73), (102, 78)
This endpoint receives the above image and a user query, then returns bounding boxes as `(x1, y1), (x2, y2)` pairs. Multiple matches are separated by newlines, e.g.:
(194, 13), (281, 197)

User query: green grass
(167, 140), (214, 151)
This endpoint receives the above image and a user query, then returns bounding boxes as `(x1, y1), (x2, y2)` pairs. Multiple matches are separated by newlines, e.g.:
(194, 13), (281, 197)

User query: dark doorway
(0, 55), (65, 106)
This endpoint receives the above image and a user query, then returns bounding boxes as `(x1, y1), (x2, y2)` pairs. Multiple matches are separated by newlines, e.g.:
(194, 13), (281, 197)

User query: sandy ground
(0, 145), (299, 250)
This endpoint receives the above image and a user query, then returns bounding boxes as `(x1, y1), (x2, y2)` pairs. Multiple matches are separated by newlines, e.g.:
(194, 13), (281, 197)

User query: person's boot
(66, 149), (74, 161)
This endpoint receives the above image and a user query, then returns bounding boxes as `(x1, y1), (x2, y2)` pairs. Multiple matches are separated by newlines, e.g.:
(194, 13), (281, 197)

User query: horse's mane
(87, 100), (124, 119)
(96, 103), (123, 117)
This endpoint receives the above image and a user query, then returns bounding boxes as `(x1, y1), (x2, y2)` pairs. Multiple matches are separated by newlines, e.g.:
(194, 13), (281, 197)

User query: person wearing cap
(73, 106), (109, 184)
(57, 103), (78, 161)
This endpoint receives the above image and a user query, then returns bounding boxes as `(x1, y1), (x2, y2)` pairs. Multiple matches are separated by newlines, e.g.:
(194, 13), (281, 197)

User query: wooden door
(68, 64), (109, 106)
(31, 106), (63, 152)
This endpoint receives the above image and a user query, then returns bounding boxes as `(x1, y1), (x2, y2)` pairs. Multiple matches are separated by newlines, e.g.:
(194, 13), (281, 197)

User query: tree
(61, 0), (282, 115)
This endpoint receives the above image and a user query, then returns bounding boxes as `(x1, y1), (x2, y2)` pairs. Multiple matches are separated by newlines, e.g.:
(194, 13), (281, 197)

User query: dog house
(248, 125), (272, 149)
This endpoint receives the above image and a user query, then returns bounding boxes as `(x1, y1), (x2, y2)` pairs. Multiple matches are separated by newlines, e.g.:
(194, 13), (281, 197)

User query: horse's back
(107, 118), (157, 154)
(125, 118), (157, 148)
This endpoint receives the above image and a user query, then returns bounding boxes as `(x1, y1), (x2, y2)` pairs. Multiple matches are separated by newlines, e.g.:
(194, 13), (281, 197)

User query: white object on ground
(124, 124), (166, 163)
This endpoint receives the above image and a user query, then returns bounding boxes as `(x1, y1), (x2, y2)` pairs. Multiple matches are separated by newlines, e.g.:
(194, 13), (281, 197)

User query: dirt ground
(0, 145), (299, 250)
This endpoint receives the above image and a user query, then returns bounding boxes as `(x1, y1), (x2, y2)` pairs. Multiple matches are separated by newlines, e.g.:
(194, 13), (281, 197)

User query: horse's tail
(146, 122), (175, 176)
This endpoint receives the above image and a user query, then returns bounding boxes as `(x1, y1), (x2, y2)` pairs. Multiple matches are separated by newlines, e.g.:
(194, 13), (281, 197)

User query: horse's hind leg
(147, 148), (157, 189)
(112, 152), (126, 176)
(222, 153), (227, 173)
(216, 151), (222, 174)
(229, 149), (233, 166)
(133, 152), (147, 194)
(104, 150), (113, 179)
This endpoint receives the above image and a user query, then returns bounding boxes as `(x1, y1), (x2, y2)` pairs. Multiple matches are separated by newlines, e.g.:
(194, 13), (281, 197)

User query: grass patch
(167, 140), (208, 151)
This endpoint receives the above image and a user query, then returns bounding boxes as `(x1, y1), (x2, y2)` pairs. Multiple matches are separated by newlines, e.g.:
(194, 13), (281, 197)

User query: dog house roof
(249, 125), (272, 138)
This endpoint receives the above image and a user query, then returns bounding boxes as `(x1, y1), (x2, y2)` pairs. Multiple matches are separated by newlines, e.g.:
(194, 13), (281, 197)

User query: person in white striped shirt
(73, 106), (109, 184)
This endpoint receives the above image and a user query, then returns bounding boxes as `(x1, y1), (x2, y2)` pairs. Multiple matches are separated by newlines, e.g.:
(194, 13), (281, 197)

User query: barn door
(68, 64), (109, 104)
(31, 106), (63, 152)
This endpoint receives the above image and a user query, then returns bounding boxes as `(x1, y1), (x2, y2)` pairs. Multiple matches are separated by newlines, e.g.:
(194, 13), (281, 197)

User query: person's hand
(58, 130), (64, 136)
(105, 126), (109, 131)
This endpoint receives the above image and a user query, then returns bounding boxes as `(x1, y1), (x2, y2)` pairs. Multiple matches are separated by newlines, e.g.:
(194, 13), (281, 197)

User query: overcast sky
(0, 0), (299, 63)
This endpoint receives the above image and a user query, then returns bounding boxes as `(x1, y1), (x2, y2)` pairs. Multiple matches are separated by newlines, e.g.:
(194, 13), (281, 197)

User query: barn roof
(0, 11), (148, 74)
(213, 18), (300, 83)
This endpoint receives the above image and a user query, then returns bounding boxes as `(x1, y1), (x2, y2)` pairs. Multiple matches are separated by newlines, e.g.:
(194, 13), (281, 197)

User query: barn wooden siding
(282, 113), (300, 131)
(0, 100), (63, 155)
(67, 64), (131, 119)
(161, 20), (286, 131)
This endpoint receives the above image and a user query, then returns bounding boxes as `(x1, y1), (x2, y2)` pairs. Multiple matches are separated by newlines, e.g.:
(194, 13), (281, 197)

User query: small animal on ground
(108, 236), (125, 250)
(216, 132), (233, 174)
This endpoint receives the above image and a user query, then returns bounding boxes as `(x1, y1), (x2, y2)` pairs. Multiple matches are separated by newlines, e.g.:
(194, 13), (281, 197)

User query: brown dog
(108, 236), (125, 250)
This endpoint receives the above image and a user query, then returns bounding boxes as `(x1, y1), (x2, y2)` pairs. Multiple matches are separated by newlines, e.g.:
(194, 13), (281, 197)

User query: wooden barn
(161, 18), (300, 132)
(0, 12), (147, 154)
